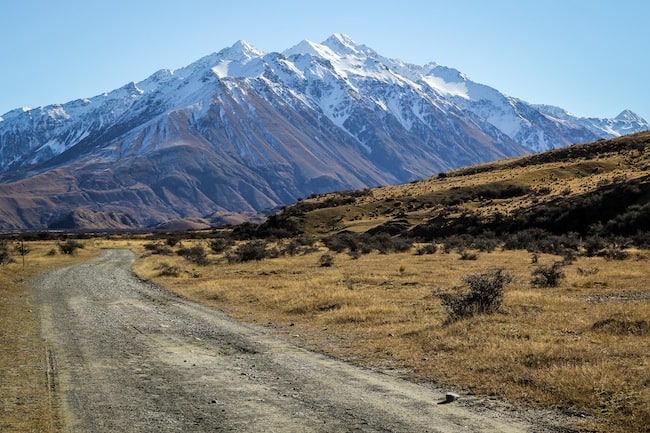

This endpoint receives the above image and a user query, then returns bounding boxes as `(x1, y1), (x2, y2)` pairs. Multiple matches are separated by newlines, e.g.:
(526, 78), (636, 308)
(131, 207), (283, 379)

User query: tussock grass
(133, 239), (649, 433)
(0, 240), (98, 432)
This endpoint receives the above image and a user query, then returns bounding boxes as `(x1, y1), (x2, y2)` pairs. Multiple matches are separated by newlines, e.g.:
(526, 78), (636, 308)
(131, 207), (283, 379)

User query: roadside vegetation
(129, 132), (650, 433)
(3, 132), (649, 433)
(0, 237), (98, 433)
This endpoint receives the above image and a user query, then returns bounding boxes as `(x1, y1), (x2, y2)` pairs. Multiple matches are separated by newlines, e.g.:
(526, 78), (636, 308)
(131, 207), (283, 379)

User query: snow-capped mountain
(0, 34), (647, 229)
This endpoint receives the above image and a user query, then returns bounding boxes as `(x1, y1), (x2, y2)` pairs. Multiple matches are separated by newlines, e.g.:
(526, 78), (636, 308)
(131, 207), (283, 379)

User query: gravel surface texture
(34, 249), (537, 432)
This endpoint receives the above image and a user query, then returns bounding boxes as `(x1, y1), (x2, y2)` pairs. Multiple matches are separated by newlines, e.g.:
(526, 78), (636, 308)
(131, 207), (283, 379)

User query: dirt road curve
(34, 249), (534, 432)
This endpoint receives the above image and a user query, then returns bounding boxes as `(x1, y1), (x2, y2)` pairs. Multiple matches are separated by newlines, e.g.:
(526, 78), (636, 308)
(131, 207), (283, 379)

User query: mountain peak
(322, 33), (364, 55)
(615, 109), (646, 123)
(217, 39), (265, 62)
(283, 39), (337, 59)
(0, 106), (32, 121)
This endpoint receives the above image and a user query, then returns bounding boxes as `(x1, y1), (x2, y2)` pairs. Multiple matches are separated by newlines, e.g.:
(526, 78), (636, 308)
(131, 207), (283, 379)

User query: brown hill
(259, 131), (649, 247)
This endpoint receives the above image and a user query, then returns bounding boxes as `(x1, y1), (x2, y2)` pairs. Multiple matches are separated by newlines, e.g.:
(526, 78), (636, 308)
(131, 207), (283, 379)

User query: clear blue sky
(1, 0), (648, 121)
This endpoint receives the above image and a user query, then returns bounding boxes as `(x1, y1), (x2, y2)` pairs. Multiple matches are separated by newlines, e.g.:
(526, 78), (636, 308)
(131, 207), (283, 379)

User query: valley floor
(129, 238), (650, 433)
(1, 239), (648, 433)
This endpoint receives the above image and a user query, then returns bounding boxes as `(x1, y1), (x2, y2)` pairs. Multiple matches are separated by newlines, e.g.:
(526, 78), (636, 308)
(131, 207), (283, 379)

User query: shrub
(58, 239), (84, 255)
(323, 232), (366, 254)
(438, 268), (513, 322)
(584, 235), (607, 257)
(143, 242), (174, 256)
(323, 232), (412, 255)
(416, 243), (437, 255)
(156, 262), (181, 277)
(14, 243), (30, 255)
(209, 238), (234, 254)
(598, 246), (630, 260)
(176, 246), (209, 265)
(165, 234), (181, 247)
(592, 318), (650, 336)
(577, 267), (599, 276)
(227, 240), (269, 263)
(459, 250), (479, 260)
(531, 262), (565, 287)
(0, 242), (11, 265)
(370, 233), (413, 254)
(319, 254), (334, 267)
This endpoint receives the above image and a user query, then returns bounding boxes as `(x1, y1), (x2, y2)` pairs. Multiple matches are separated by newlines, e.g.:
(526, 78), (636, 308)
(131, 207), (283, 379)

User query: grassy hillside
(270, 131), (649, 244)
(2, 132), (648, 433)
(128, 132), (650, 433)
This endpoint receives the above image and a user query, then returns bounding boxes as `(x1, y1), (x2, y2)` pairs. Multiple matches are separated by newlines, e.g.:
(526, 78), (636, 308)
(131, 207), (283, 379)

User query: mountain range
(0, 34), (647, 230)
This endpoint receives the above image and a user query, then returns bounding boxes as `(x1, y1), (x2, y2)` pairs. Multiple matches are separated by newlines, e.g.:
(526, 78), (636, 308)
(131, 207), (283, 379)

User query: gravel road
(34, 249), (535, 432)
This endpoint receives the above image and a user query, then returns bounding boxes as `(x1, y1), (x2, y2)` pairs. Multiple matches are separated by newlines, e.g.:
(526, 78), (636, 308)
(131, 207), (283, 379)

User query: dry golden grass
(0, 240), (98, 433)
(132, 239), (650, 433)
(297, 132), (650, 236)
(4, 133), (649, 432)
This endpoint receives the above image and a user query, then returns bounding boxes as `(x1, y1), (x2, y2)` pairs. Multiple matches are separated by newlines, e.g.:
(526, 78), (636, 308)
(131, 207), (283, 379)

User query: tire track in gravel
(33, 249), (535, 432)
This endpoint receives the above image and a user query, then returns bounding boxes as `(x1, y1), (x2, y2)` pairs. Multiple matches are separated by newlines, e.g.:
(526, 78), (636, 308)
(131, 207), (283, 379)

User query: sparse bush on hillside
(13, 243), (30, 255)
(472, 235), (499, 253)
(156, 262), (181, 277)
(416, 243), (437, 255)
(319, 254), (334, 267)
(577, 266), (599, 276)
(0, 241), (12, 265)
(459, 250), (479, 260)
(599, 245), (630, 261)
(531, 262), (565, 287)
(438, 268), (513, 322)
(283, 235), (318, 256)
(209, 238), (235, 254)
(226, 240), (269, 263)
(502, 229), (580, 256)
(323, 232), (368, 255)
(143, 242), (174, 256)
(370, 232), (413, 254)
(177, 245), (209, 265)
(58, 239), (84, 255)
(165, 234), (181, 247)
(592, 318), (650, 336)
(232, 214), (302, 240)
(324, 231), (412, 255)
(584, 235), (607, 257)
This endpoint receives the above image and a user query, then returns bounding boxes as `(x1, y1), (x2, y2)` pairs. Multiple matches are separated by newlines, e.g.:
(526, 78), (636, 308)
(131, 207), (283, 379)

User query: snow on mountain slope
(0, 34), (647, 229)
(534, 105), (649, 138)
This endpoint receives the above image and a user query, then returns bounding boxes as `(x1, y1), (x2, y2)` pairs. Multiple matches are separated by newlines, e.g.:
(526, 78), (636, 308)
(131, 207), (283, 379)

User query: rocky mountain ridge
(0, 34), (647, 230)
